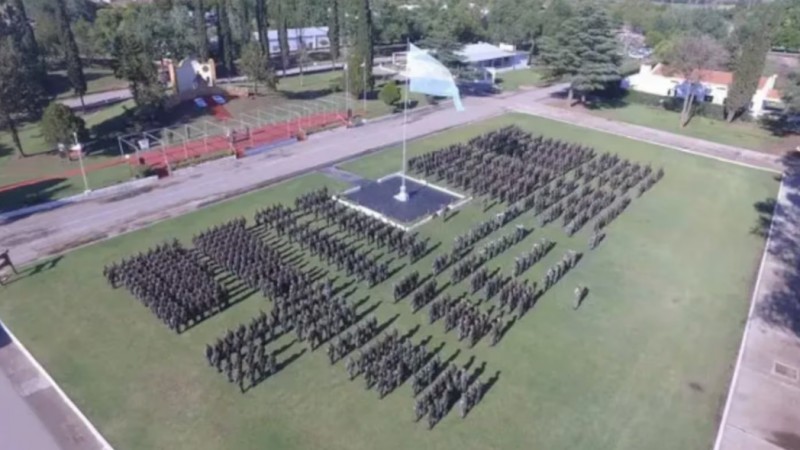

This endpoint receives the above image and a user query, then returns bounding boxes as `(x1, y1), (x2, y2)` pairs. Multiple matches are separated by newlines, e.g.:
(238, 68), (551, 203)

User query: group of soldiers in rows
(393, 271), (420, 302)
(443, 300), (498, 347)
(543, 251), (581, 292)
(344, 329), (431, 399)
(410, 279), (439, 313)
(408, 126), (597, 208)
(513, 238), (554, 278)
(497, 279), (538, 319)
(326, 316), (380, 365)
(414, 363), (487, 428)
(103, 240), (227, 332)
(192, 218), (311, 300)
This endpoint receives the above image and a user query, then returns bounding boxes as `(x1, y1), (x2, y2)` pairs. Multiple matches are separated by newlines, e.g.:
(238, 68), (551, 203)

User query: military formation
(411, 279), (439, 312)
(393, 271), (420, 302)
(345, 329), (432, 398)
(414, 363), (488, 428)
(513, 238), (554, 277)
(103, 240), (227, 332)
(327, 316), (380, 364)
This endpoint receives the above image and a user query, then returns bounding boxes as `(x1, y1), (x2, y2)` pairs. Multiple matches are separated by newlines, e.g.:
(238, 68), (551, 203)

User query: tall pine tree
(217, 0), (235, 75)
(54, 0), (87, 109)
(540, 4), (619, 103)
(329, 0), (341, 62)
(726, 7), (777, 122)
(9, 0), (46, 84)
(276, 0), (291, 74)
(194, 0), (209, 60)
(351, 0), (374, 95)
(254, 0), (269, 56)
(0, 36), (45, 157)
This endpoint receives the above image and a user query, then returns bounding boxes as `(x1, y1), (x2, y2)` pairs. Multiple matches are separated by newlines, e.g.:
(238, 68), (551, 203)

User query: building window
(271, 45), (280, 53)
(318, 38), (330, 47)
(704, 94), (714, 103)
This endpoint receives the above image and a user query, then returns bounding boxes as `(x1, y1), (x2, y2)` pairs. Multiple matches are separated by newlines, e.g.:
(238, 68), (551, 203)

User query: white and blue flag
(407, 43), (464, 111)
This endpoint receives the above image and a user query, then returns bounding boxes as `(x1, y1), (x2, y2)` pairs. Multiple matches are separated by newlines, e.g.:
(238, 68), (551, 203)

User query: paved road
(2, 84), (793, 450)
(59, 61), (369, 109)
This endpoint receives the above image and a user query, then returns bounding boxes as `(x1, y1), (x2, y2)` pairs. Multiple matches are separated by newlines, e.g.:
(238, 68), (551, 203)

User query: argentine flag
(407, 43), (464, 111)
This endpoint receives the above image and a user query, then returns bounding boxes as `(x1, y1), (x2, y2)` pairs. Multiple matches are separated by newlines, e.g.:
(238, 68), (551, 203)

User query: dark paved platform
(343, 175), (461, 224)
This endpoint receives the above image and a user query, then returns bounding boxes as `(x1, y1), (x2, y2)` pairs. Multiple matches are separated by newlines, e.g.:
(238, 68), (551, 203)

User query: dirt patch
(100, 186), (155, 203)
(0, 228), (51, 248)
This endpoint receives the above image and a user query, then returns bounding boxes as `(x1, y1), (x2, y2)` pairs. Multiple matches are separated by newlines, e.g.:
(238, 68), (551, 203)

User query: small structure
(253, 27), (331, 54)
(337, 173), (470, 231)
(457, 42), (529, 82)
(162, 58), (217, 96)
(623, 63), (784, 117)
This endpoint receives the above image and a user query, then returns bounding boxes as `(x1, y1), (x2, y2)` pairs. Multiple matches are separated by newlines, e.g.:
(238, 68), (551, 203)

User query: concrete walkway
(714, 170), (800, 450)
(510, 103), (783, 172)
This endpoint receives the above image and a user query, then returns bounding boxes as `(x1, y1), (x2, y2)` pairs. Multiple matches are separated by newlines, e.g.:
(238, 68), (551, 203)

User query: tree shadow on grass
(755, 172), (800, 339)
(45, 71), (117, 99)
(0, 178), (70, 215)
(281, 88), (334, 101)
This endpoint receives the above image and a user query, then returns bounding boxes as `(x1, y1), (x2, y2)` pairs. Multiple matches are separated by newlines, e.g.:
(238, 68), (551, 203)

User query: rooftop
(457, 42), (521, 63)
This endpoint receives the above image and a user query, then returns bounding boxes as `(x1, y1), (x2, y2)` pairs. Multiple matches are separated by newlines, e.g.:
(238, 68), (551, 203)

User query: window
(271, 45), (280, 53)
(318, 38), (330, 47)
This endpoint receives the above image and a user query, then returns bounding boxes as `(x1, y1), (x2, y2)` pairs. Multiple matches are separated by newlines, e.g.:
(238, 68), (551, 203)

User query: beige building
(624, 63), (783, 117)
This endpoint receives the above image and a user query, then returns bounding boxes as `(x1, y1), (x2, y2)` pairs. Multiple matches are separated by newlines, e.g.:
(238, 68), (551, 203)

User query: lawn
(48, 67), (129, 100)
(0, 113), (778, 450)
(588, 102), (784, 152)
(495, 68), (544, 91)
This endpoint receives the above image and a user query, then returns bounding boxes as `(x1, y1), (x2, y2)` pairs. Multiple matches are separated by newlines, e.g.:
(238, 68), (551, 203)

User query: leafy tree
(783, 71), (800, 115)
(379, 81), (401, 109)
(54, 0), (87, 109)
(664, 34), (727, 127)
(116, 3), (196, 60)
(540, 4), (620, 103)
(41, 102), (88, 147)
(72, 18), (99, 63)
(92, 8), (124, 56)
(193, 0), (209, 60)
(726, 6), (777, 122)
(487, 0), (543, 54)
(773, 0), (800, 51)
(0, 38), (46, 157)
(240, 42), (276, 94)
(539, 0), (573, 39)
(329, 0), (341, 61)
(217, 0), (235, 75)
(112, 36), (165, 125)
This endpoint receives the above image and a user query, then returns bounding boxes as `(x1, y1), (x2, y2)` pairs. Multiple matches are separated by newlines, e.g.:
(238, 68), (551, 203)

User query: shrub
(41, 102), (89, 147)
(379, 81), (402, 109)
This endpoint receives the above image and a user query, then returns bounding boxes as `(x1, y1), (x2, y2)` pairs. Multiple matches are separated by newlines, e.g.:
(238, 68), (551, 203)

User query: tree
(73, 18), (99, 63)
(539, 5), (620, 103)
(783, 71), (800, 115)
(240, 42), (276, 94)
(773, 0), (800, 51)
(276, 0), (291, 74)
(726, 7), (777, 122)
(379, 81), (401, 109)
(41, 102), (88, 147)
(0, 38), (46, 157)
(217, 0), (235, 75)
(487, 0), (543, 54)
(112, 36), (165, 125)
(254, 0), (269, 55)
(664, 34), (727, 127)
(7, 0), (46, 84)
(329, 0), (340, 61)
(193, 0), (209, 60)
(352, 0), (374, 93)
(54, 0), (87, 109)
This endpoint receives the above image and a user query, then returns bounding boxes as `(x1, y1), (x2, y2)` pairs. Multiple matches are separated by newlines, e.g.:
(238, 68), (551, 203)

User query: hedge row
(620, 89), (750, 122)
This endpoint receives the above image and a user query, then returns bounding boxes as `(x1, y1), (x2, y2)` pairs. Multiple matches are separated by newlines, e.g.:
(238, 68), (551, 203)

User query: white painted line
(0, 318), (114, 450)
(712, 178), (785, 450)
(509, 106), (782, 175)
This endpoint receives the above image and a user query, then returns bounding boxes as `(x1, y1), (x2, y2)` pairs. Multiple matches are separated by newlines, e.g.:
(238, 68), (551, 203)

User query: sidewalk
(715, 171), (800, 450)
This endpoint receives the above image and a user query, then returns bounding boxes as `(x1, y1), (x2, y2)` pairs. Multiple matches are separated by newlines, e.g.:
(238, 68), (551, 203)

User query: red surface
(0, 111), (348, 194)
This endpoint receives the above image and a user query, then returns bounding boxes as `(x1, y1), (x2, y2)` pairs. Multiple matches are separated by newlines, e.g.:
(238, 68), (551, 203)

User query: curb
(0, 318), (114, 450)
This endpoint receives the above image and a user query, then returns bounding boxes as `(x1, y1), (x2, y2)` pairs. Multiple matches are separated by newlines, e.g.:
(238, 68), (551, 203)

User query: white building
(253, 27), (331, 54)
(624, 63), (783, 117)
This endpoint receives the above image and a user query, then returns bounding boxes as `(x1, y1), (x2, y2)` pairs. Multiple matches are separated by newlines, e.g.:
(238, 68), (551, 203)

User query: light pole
(72, 132), (90, 193)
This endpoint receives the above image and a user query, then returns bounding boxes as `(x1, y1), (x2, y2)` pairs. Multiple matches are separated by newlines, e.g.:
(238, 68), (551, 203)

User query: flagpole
(395, 39), (410, 203)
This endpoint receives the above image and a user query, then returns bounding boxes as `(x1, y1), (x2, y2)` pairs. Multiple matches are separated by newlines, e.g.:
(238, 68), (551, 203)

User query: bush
(41, 102), (89, 147)
(603, 89), (742, 122)
(379, 81), (402, 109)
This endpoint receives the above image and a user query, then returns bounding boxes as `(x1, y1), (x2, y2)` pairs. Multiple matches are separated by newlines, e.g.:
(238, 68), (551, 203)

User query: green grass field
(495, 69), (544, 91)
(590, 103), (784, 152)
(0, 113), (778, 450)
